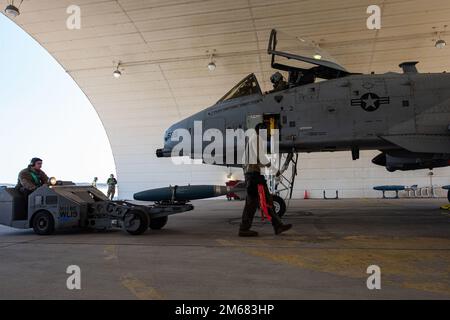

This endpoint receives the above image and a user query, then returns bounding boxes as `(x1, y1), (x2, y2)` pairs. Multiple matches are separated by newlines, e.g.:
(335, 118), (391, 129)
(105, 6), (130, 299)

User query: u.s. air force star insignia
(351, 93), (390, 112)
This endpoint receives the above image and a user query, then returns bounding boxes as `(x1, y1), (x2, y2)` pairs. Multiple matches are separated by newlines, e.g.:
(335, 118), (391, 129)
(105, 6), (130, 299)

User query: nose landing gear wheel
(272, 195), (286, 217)
(33, 211), (55, 235)
(123, 209), (149, 235)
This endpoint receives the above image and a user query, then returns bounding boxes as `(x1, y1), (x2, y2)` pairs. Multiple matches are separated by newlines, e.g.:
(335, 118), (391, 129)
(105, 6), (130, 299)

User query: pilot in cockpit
(269, 72), (288, 92)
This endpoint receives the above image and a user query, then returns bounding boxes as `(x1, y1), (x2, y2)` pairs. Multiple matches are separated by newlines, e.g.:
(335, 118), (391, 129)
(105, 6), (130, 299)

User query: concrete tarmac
(0, 198), (449, 299)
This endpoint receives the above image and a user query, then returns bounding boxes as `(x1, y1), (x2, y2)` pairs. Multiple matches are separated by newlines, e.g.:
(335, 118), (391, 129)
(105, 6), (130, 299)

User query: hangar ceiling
(3, 0), (450, 197)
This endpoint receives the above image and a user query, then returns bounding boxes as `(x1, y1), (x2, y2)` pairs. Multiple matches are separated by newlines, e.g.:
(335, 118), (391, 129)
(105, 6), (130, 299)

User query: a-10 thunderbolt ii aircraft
(155, 29), (450, 201)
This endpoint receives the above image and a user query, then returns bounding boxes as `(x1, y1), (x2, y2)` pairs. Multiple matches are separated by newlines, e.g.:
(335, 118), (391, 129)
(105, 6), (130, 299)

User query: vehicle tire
(32, 211), (55, 235)
(272, 195), (286, 218)
(149, 216), (168, 230)
(123, 209), (149, 235)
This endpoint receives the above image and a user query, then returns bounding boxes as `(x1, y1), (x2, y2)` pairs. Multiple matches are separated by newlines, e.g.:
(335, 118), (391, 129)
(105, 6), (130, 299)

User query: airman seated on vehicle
(15, 157), (49, 195)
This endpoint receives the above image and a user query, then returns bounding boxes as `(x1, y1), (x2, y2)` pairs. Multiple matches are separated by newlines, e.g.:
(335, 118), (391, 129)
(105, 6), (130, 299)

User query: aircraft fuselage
(158, 71), (450, 171)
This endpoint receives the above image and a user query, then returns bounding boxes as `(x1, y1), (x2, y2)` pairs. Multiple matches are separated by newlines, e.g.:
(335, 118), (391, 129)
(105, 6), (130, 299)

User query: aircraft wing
(381, 134), (450, 154)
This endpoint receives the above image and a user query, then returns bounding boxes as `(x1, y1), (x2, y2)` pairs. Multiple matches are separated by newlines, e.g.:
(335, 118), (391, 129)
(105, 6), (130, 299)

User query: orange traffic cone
(304, 190), (309, 199)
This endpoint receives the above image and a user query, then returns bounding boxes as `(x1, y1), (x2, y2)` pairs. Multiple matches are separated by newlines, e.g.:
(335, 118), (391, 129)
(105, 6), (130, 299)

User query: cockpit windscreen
(218, 74), (262, 103)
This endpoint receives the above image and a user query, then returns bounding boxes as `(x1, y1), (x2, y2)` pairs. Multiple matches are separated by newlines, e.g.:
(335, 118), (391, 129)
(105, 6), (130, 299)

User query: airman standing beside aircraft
(240, 123), (292, 237)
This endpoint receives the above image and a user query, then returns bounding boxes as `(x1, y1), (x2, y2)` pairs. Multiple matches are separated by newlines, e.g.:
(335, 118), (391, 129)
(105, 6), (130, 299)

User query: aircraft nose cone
(156, 148), (164, 158)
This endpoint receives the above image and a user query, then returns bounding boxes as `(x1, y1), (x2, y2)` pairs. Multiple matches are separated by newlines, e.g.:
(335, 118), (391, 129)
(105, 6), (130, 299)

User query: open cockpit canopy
(267, 29), (350, 80)
(216, 30), (352, 103)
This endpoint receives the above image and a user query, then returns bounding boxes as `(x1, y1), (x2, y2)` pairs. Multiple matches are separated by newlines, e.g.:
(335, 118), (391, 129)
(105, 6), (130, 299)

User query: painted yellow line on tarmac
(102, 245), (164, 300)
(103, 245), (118, 261)
(121, 274), (164, 300)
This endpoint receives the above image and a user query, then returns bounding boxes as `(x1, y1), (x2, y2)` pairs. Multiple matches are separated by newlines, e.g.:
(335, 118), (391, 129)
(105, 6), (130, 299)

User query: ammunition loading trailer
(0, 183), (193, 235)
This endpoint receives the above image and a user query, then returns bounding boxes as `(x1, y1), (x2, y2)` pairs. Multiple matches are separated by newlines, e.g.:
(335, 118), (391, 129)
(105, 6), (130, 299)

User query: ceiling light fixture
(312, 41), (323, 60)
(113, 69), (122, 78)
(435, 39), (446, 49)
(433, 25), (447, 49)
(113, 62), (122, 78)
(4, 1), (23, 18)
(207, 50), (217, 72)
(208, 61), (216, 71)
(226, 167), (233, 180)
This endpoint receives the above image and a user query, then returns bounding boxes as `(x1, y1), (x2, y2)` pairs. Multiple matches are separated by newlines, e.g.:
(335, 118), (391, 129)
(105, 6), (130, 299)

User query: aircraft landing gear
(272, 195), (286, 217)
(268, 151), (299, 217)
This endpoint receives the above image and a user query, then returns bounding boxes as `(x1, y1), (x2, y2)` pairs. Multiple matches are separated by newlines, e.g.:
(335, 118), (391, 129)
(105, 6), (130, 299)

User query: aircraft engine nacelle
(372, 151), (450, 172)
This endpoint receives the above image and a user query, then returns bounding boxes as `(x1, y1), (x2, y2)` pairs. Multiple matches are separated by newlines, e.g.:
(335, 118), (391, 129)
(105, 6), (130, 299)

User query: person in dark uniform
(107, 174), (118, 200)
(239, 124), (292, 237)
(16, 157), (49, 195)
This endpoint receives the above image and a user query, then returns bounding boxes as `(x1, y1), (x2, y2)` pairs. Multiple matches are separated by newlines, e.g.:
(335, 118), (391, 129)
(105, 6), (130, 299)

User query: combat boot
(274, 224), (292, 235)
